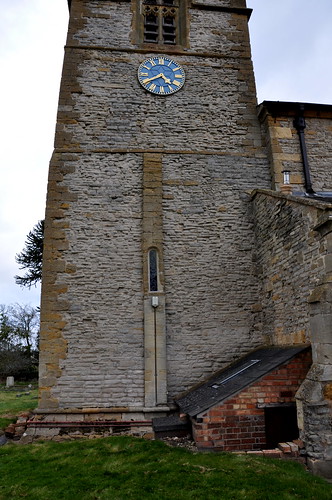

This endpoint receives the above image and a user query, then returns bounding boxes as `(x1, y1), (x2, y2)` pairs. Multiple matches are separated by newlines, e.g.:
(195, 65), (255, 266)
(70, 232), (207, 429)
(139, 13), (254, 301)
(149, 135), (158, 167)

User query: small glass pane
(149, 249), (158, 292)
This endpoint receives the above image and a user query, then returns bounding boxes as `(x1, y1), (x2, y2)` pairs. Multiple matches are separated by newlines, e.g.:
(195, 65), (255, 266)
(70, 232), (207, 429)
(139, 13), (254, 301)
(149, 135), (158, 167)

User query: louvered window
(143, 0), (178, 45)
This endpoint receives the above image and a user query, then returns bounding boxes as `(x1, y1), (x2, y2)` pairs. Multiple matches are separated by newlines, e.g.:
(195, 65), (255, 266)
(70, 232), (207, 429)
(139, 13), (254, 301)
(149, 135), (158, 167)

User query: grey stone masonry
(258, 101), (332, 193)
(299, 213), (332, 478)
(253, 190), (332, 479)
(252, 191), (328, 346)
(39, 0), (270, 413)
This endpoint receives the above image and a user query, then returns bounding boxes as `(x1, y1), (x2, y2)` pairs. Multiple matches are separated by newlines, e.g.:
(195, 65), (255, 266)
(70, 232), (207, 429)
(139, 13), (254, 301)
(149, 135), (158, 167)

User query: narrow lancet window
(149, 249), (158, 292)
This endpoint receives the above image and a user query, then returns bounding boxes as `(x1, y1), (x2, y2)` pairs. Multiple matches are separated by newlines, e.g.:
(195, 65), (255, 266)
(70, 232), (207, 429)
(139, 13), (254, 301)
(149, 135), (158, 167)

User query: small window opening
(162, 14), (176, 43)
(144, 13), (159, 43)
(142, 1), (178, 45)
(149, 249), (158, 292)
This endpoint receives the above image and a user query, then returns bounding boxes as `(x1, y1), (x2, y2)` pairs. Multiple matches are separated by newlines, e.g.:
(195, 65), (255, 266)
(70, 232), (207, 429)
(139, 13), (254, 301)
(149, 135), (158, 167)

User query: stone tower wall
(39, 0), (271, 411)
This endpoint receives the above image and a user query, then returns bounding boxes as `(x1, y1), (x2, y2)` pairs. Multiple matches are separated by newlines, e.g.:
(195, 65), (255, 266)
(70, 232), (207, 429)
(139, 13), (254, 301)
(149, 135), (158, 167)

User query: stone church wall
(39, 0), (271, 410)
(249, 191), (332, 478)
(189, 4), (251, 57)
(252, 190), (328, 346)
(55, 51), (263, 153)
(163, 153), (270, 396)
(258, 102), (332, 193)
(67, 0), (133, 49)
(40, 152), (145, 408)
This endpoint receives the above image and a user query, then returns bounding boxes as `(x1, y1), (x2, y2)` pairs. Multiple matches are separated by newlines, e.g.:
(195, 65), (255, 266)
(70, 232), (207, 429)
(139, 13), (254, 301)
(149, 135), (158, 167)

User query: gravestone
(6, 376), (14, 388)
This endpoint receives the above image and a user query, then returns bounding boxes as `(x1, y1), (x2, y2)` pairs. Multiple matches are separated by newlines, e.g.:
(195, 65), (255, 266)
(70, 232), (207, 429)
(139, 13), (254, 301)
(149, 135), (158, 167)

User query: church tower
(38, 0), (271, 422)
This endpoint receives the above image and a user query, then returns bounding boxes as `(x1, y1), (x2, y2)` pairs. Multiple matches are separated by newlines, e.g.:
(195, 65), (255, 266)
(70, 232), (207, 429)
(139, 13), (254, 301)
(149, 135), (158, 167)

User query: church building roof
(258, 100), (332, 119)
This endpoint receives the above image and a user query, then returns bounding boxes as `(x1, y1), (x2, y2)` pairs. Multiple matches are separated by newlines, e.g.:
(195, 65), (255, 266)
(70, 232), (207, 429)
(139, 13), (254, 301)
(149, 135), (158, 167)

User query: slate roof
(175, 345), (310, 417)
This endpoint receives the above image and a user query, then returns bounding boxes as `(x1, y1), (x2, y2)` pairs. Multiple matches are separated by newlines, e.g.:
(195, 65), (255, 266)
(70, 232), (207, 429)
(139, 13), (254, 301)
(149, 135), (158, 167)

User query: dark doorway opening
(264, 405), (299, 448)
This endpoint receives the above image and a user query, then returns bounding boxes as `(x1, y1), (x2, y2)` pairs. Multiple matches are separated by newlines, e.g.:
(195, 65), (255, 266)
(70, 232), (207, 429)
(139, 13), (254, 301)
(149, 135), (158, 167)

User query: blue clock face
(138, 56), (185, 95)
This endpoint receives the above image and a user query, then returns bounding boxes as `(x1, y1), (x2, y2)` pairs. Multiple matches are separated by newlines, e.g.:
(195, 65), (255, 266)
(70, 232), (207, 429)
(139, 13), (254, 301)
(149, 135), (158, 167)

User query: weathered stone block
(311, 342), (332, 365)
(307, 458), (332, 480)
(310, 315), (332, 344)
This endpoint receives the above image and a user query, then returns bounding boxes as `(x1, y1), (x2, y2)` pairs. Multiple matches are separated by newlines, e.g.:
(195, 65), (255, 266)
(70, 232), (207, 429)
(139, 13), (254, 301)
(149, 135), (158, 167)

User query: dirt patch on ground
(160, 436), (198, 452)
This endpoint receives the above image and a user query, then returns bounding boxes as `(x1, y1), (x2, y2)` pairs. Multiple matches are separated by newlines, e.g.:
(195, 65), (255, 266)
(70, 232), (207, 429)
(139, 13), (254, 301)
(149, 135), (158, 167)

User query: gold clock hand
(142, 73), (163, 84)
(160, 73), (172, 84)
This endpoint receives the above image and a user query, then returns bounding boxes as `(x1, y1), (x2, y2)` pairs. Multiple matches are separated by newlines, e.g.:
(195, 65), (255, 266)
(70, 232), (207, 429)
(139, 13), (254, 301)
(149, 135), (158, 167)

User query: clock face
(138, 56), (185, 95)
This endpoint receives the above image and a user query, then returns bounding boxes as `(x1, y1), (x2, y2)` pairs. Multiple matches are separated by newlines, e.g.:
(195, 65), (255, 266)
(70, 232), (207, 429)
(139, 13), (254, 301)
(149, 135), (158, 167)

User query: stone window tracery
(142, 0), (179, 45)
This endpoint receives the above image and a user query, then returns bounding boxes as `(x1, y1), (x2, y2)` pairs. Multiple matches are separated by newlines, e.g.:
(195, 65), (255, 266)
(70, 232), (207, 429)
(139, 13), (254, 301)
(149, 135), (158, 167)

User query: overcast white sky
(0, 0), (331, 309)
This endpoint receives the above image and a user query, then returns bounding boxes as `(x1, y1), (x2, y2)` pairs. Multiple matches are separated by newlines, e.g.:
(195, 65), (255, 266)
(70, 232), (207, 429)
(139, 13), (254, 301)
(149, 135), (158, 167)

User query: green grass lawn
(0, 436), (331, 500)
(0, 386), (38, 430)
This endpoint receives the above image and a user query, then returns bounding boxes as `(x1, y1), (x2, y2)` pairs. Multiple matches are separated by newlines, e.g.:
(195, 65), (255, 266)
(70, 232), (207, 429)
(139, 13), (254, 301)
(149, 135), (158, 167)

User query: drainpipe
(293, 105), (315, 195)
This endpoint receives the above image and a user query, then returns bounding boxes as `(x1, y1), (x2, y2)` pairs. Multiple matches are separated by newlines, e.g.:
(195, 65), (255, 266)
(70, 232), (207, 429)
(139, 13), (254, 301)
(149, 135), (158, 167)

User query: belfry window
(142, 0), (178, 45)
(148, 249), (159, 292)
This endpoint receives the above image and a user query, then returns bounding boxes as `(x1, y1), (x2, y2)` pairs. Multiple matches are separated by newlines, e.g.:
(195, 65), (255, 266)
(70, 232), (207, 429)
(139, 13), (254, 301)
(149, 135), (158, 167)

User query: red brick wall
(192, 350), (312, 451)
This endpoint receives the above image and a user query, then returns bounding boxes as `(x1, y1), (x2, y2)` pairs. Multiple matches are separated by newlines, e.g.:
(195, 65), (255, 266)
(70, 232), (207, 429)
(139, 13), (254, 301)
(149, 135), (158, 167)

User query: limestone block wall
(191, 0), (247, 8)
(39, 0), (271, 411)
(297, 215), (332, 478)
(252, 191), (329, 346)
(40, 152), (145, 409)
(67, 0), (133, 49)
(189, 3), (251, 56)
(163, 153), (270, 395)
(253, 190), (332, 479)
(258, 102), (332, 193)
(54, 53), (263, 153)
